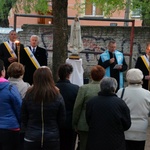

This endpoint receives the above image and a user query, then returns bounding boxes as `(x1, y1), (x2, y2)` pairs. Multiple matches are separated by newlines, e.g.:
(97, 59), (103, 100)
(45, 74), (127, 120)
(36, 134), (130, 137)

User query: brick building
(8, 0), (142, 28)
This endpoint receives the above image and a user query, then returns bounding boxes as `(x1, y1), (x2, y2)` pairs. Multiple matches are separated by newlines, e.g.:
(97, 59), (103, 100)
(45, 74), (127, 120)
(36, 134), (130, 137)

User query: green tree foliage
(0, 0), (17, 27)
(0, 0), (50, 27)
(90, 0), (126, 17)
(16, 0), (49, 14)
(0, 0), (68, 81)
(74, 0), (126, 17)
(132, 0), (150, 26)
(75, 0), (150, 26)
(91, 0), (150, 26)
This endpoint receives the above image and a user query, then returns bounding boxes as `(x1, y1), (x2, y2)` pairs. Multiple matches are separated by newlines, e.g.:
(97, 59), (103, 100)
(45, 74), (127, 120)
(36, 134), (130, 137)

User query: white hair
(30, 35), (39, 42)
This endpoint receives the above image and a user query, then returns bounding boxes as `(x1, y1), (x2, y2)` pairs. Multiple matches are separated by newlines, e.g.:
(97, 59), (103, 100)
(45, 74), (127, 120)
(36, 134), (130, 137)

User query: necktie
(33, 48), (35, 54)
(12, 43), (15, 51)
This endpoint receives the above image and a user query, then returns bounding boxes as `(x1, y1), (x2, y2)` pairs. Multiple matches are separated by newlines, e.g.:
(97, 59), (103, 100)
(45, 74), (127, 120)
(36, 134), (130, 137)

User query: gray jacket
(8, 77), (30, 99)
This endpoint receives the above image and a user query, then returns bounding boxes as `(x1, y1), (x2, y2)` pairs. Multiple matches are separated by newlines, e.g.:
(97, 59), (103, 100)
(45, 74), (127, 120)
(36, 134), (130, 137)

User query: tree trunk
(124, 0), (130, 26)
(52, 0), (68, 82)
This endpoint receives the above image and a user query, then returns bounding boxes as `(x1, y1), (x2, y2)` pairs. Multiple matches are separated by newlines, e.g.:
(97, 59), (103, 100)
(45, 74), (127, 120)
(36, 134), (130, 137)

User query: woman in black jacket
(86, 77), (131, 150)
(21, 66), (66, 150)
(56, 63), (79, 150)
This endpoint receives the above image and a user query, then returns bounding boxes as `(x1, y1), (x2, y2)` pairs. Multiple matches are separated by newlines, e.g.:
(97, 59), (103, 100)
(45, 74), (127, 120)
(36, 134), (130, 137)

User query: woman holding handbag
(117, 68), (150, 150)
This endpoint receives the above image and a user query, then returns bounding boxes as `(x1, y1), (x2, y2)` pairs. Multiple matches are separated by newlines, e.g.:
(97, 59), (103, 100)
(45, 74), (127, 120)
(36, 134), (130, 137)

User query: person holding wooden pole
(0, 30), (24, 78)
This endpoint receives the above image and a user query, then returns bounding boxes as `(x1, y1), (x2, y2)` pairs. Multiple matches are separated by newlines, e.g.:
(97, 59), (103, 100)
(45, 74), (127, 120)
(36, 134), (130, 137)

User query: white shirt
(9, 40), (16, 50)
(31, 46), (37, 53)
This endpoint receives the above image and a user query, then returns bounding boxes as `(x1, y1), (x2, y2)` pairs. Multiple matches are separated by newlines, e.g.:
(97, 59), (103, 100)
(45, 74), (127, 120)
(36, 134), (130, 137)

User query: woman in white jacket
(117, 68), (150, 150)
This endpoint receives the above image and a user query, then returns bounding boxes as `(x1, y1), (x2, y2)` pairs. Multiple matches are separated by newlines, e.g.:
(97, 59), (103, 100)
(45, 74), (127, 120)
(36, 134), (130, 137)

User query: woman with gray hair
(86, 77), (131, 150)
(117, 68), (150, 150)
(100, 77), (118, 93)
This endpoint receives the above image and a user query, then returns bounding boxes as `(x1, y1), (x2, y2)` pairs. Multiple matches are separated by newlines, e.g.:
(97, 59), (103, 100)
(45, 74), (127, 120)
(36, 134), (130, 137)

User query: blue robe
(98, 50), (127, 91)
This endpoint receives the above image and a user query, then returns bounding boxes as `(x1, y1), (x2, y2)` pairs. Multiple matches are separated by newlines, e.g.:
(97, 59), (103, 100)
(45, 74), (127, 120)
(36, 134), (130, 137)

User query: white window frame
(131, 8), (141, 18)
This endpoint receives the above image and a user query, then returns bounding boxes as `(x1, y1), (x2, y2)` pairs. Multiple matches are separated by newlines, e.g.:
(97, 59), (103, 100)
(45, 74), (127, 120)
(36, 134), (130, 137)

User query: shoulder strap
(4, 42), (17, 58)
(24, 47), (40, 69)
(120, 88), (125, 99)
(141, 55), (149, 71)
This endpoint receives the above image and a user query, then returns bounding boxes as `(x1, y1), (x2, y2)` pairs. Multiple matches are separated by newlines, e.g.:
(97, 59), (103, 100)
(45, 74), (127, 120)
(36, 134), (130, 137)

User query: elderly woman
(7, 62), (30, 99)
(117, 68), (150, 150)
(86, 77), (131, 150)
(0, 59), (22, 150)
(72, 65), (105, 150)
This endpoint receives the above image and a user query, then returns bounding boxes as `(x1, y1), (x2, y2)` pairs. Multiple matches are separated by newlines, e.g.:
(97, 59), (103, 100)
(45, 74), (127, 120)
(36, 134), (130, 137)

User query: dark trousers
(125, 140), (145, 150)
(78, 131), (88, 150)
(24, 141), (60, 150)
(19, 132), (25, 150)
(60, 129), (77, 150)
(0, 129), (19, 150)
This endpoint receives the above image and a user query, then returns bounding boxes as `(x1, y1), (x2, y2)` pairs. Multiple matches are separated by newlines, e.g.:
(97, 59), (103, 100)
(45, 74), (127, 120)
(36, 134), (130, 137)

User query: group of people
(95, 40), (150, 150)
(0, 60), (66, 150)
(0, 30), (57, 150)
(0, 30), (47, 84)
(98, 40), (150, 92)
(0, 30), (150, 150)
(72, 40), (150, 150)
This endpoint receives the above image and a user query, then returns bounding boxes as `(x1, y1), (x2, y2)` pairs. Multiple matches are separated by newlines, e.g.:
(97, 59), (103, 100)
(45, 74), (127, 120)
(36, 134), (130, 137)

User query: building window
(85, 0), (103, 16)
(131, 8), (141, 18)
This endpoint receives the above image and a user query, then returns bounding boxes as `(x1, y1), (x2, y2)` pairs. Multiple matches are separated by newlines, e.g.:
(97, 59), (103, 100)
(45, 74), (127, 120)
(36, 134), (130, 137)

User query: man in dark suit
(0, 30), (24, 78)
(22, 35), (47, 85)
(135, 43), (150, 90)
